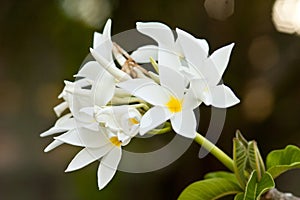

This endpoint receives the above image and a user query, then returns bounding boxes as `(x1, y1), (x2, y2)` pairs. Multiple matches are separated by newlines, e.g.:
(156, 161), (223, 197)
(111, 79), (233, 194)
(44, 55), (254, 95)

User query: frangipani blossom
(176, 29), (240, 108)
(55, 105), (141, 190)
(118, 65), (199, 139)
(132, 21), (239, 108)
(40, 60), (116, 152)
(41, 19), (241, 191)
(93, 105), (141, 141)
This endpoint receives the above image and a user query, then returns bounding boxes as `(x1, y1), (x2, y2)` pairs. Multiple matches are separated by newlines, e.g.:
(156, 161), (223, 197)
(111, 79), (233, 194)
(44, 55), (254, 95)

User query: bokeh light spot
(242, 80), (274, 122)
(60, 0), (113, 28)
(272, 0), (300, 35)
(248, 35), (279, 71)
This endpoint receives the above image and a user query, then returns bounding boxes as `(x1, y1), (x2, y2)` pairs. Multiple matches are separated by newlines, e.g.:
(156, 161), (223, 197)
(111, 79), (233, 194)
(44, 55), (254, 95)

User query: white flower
(117, 65), (199, 139)
(93, 105), (141, 140)
(132, 21), (239, 108)
(40, 61), (115, 152)
(176, 28), (240, 108)
(55, 105), (141, 190)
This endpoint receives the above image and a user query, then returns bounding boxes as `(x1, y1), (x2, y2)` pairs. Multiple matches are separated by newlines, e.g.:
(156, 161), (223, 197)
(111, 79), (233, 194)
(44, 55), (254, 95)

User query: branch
(261, 188), (300, 200)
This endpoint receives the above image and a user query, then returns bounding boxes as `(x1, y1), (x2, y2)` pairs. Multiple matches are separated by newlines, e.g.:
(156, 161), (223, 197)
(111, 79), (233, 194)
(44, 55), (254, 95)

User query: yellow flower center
(129, 117), (139, 124)
(165, 95), (182, 113)
(109, 136), (122, 147)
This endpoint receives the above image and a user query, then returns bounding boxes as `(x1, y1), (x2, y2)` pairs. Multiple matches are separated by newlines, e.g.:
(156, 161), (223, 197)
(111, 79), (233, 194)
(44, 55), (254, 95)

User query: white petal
(94, 107), (121, 131)
(97, 147), (122, 190)
(65, 145), (113, 172)
(90, 48), (131, 81)
(136, 22), (181, 68)
(44, 139), (64, 152)
(93, 32), (103, 49)
(54, 128), (110, 148)
(131, 45), (158, 63)
(53, 101), (68, 117)
(171, 109), (196, 138)
(176, 29), (220, 86)
(40, 127), (66, 138)
(70, 100), (91, 120)
(136, 22), (175, 50)
(40, 114), (74, 137)
(183, 88), (202, 110)
(197, 39), (209, 55)
(91, 68), (115, 107)
(209, 43), (234, 80)
(210, 84), (240, 108)
(176, 28), (207, 69)
(117, 78), (169, 106)
(80, 107), (94, 116)
(189, 79), (212, 106)
(76, 61), (102, 81)
(64, 80), (90, 97)
(94, 19), (113, 62)
(140, 106), (172, 135)
(179, 67), (197, 80)
(159, 65), (185, 99)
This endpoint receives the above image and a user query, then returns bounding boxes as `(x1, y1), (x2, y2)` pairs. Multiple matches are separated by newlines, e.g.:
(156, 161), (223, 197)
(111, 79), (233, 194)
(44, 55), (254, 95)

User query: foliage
(179, 131), (300, 200)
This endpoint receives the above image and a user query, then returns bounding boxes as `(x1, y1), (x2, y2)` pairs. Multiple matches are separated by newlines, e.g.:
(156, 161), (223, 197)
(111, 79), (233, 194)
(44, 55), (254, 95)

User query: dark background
(0, 0), (299, 199)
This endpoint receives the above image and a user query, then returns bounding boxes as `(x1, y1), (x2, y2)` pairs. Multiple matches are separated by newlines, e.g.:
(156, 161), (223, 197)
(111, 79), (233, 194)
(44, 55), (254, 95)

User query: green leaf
(243, 171), (275, 200)
(178, 178), (242, 200)
(266, 145), (300, 179)
(248, 141), (265, 180)
(204, 171), (240, 186)
(233, 138), (248, 188)
(204, 171), (237, 182)
(234, 193), (244, 200)
(236, 130), (248, 147)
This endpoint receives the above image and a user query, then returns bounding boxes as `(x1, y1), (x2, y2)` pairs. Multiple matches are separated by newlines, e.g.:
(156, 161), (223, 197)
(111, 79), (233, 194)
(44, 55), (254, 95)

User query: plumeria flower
(40, 60), (116, 152)
(93, 105), (141, 140)
(118, 65), (199, 139)
(132, 21), (239, 108)
(55, 105), (141, 190)
(176, 29), (240, 108)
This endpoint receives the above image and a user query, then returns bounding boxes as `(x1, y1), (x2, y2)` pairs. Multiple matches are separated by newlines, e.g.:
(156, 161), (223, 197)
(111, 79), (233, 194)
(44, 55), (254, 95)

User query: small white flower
(176, 28), (240, 108)
(55, 105), (141, 190)
(93, 105), (141, 139)
(40, 60), (115, 152)
(118, 65), (199, 139)
(132, 21), (239, 108)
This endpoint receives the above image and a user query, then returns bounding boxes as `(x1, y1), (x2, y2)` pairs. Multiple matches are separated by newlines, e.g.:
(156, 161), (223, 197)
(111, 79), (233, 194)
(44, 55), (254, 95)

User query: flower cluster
(41, 19), (239, 190)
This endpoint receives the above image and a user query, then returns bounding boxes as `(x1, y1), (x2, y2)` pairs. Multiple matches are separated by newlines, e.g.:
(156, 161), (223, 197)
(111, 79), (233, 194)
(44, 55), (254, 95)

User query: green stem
(194, 132), (234, 172)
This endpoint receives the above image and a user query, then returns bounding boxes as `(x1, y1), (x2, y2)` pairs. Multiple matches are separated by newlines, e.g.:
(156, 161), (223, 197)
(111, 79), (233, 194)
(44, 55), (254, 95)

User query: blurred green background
(0, 0), (300, 199)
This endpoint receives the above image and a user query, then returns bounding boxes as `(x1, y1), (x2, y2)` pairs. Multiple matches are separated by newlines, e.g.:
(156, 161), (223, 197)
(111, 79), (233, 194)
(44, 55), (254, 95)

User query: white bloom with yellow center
(54, 105), (141, 190)
(131, 21), (239, 109)
(93, 105), (141, 141)
(117, 65), (199, 139)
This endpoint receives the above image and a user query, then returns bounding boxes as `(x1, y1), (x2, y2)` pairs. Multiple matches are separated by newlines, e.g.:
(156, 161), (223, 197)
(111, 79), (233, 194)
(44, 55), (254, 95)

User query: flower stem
(194, 132), (234, 172)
